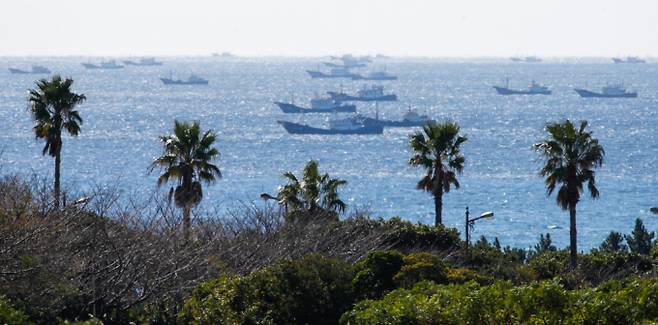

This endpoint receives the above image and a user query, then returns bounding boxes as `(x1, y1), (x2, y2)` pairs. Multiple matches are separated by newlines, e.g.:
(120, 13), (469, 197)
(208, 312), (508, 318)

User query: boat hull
(8, 68), (29, 74)
(574, 89), (637, 98)
(123, 61), (163, 66)
(493, 86), (551, 95)
(327, 92), (398, 102)
(277, 120), (383, 135)
(360, 117), (434, 128)
(274, 102), (356, 114)
(160, 78), (208, 85)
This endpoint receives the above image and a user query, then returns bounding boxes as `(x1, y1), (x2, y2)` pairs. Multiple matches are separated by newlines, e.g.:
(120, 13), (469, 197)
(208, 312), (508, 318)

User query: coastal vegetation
(2, 77), (657, 324)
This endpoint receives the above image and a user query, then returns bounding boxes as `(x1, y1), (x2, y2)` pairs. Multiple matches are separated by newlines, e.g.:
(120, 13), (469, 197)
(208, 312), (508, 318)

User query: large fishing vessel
(306, 67), (358, 79)
(274, 95), (356, 114)
(612, 57), (646, 64)
(277, 117), (383, 135)
(327, 85), (397, 102)
(81, 60), (124, 69)
(123, 57), (163, 66)
(574, 85), (637, 98)
(352, 108), (434, 128)
(493, 80), (552, 95)
(160, 74), (209, 85)
(8, 65), (51, 74)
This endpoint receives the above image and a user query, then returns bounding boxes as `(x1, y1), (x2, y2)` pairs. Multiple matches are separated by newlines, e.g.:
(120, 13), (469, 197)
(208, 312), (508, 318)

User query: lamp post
(465, 206), (494, 248)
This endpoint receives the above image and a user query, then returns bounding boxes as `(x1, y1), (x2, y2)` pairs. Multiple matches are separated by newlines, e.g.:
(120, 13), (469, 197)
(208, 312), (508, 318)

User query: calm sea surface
(1, 57), (656, 250)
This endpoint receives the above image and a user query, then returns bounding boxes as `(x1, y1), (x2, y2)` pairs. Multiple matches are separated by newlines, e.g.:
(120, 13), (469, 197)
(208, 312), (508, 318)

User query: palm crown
(29, 75), (86, 157)
(534, 120), (604, 209)
(151, 120), (221, 210)
(409, 121), (467, 226)
(277, 160), (347, 216)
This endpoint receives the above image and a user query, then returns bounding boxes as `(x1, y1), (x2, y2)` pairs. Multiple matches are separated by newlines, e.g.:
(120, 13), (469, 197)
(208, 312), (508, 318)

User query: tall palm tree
(150, 121), (221, 236)
(409, 121), (467, 227)
(276, 160), (347, 221)
(28, 75), (86, 208)
(534, 120), (604, 267)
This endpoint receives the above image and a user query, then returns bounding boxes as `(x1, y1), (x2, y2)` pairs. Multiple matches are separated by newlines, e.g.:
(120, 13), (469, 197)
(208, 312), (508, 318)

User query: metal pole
(465, 206), (470, 248)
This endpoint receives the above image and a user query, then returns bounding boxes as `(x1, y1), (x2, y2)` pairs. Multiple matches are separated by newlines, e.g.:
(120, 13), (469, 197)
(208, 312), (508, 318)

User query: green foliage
(600, 231), (627, 253)
(276, 160), (347, 222)
(394, 252), (448, 288)
(353, 250), (404, 299)
(533, 233), (557, 256)
(0, 296), (31, 325)
(383, 217), (461, 251)
(178, 254), (353, 325)
(528, 251), (569, 280)
(625, 218), (655, 255)
(341, 278), (658, 325)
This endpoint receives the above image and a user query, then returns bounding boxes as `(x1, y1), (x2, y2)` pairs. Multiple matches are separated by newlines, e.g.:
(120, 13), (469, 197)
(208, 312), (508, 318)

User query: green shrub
(394, 252), (448, 288)
(446, 267), (493, 285)
(0, 296), (31, 325)
(178, 254), (353, 325)
(383, 217), (461, 251)
(352, 250), (404, 299)
(528, 251), (569, 280)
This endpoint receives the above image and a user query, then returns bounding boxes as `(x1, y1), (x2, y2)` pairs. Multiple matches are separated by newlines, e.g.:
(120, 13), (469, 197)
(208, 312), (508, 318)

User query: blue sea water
(0, 57), (656, 250)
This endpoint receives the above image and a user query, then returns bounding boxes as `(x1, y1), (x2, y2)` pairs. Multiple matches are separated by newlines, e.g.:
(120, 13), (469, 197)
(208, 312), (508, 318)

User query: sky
(1, 0), (657, 57)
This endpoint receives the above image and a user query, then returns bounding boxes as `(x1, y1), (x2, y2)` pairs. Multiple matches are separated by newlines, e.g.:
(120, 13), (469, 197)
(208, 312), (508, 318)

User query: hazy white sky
(1, 0), (657, 57)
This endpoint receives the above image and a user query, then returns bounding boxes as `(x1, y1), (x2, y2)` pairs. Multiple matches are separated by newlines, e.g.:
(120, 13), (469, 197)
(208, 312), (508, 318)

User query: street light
(465, 206), (494, 247)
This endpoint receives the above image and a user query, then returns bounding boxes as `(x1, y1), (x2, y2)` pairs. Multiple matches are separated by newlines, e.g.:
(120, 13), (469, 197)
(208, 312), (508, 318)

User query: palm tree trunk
(434, 190), (443, 227)
(569, 203), (578, 268)
(54, 150), (61, 208)
(183, 204), (191, 240)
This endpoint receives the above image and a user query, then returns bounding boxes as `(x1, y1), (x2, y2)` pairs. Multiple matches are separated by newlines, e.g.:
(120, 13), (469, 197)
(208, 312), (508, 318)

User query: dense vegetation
(2, 76), (655, 324)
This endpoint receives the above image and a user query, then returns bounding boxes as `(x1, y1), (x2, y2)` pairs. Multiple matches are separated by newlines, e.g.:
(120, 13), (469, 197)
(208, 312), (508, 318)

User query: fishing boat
(328, 85), (397, 102)
(8, 65), (51, 74)
(277, 117), (383, 135)
(306, 67), (358, 79)
(354, 108), (434, 128)
(493, 79), (552, 95)
(160, 74), (209, 85)
(81, 60), (124, 69)
(274, 95), (356, 113)
(123, 57), (163, 66)
(612, 56), (646, 64)
(574, 85), (637, 98)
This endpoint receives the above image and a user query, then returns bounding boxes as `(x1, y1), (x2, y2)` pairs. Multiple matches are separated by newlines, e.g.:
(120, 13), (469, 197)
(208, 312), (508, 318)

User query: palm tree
(409, 121), (467, 226)
(276, 160), (347, 221)
(28, 75), (86, 208)
(534, 120), (604, 267)
(150, 120), (221, 237)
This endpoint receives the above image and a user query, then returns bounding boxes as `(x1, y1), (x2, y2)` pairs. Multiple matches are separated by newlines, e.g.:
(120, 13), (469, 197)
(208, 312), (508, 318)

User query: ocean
(0, 56), (656, 250)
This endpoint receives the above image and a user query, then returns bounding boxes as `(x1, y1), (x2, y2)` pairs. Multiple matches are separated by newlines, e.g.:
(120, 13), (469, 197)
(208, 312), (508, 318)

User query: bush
(341, 278), (658, 325)
(382, 217), (461, 251)
(0, 296), (31, 325)
(394, 252), (448, 288)
(178, 254), (354, 325)
(352, 250), (404, 299)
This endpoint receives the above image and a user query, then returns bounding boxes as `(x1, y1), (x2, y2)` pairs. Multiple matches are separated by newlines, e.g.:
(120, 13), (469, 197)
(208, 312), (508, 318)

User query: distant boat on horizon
(160, 73), (208, 85)
(612, 56), (646, 64)
(277, 117), (383, 135)
(328, 85), (397, 102)
(8, 65), (51, 74)
(212, 52), (234, 58)
(494, 79), (552, 95)
(510, 56), (542, 63)
(352, 107), (434, 128)
(574, 84), (637, 98)
(82, 60), (124, 69)
(306, 67), (358, 79)
(274, 95), (356, 114)
(123, 57), (163, 66)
